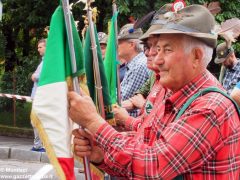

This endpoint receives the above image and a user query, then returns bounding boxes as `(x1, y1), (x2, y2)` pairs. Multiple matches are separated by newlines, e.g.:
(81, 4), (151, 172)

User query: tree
(0, 0), (58, 110)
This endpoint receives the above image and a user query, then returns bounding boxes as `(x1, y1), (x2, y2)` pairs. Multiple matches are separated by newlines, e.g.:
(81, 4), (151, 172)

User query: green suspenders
(175, 87), (240, 120)
(174, 87), (239, 180)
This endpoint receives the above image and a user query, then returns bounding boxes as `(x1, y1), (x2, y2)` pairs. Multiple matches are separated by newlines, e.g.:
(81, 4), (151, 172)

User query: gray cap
(118, 23), (143, 40)
(97, 32), (108, 44)
(214, 42), (234, 64)
(140, 3), (173, 41)
(150, 5), (218, 47)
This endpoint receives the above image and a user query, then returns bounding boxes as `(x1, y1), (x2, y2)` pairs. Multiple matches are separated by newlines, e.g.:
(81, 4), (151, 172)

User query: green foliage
(0, 30), (6, 80)
(0, 30), (6, 59)
(0, 0), (57, 113)
(0, 0), (239, 127)
(0, 102), (32, 128)
(0, 54), (39, 111)
(15, 55), (39, 95)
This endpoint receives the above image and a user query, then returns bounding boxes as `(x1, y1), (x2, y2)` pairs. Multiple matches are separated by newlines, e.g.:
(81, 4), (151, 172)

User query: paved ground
(0, 159), (58, 180)
(0, 135), (32, 151)
(0, 136), (86, 179)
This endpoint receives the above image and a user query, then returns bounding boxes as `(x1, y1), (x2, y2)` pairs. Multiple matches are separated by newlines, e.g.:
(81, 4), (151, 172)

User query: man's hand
(121, 100), (134, 110)
(113, 106), (130, 126)
(72, 128), (104, 164)
(130, 94), (146, 109)
(68, 91), (105, 133)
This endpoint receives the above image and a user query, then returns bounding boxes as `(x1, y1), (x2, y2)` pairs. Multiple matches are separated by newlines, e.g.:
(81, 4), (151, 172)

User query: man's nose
(154, 51), (164, 65)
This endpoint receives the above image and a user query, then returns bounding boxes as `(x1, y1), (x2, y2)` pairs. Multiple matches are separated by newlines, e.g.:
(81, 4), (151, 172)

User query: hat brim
(118, 34), (142, 40)
(214, 50), (233, 64)
(150, 28), (217, 48)
(99, 42), (107, 45)
(214, 57), (226, 64)
(140, 24), (164, 41)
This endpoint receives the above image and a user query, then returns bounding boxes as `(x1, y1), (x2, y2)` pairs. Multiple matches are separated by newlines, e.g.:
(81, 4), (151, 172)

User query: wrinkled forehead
(157, 34), (184, 45)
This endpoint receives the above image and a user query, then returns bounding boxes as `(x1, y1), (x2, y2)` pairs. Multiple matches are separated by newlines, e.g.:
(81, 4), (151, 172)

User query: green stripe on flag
(104, 12), (118, 104)
(38, 6), (85, 86)
(84, 26), (114, 122)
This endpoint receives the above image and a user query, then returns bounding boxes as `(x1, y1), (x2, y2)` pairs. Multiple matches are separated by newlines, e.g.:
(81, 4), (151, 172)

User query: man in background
(97, 32), (108, 60)
(214, 42), (240, 94)
(30, 39), (46, 152)
(118, 23), (150, 117)
(69, 5), (240, 179)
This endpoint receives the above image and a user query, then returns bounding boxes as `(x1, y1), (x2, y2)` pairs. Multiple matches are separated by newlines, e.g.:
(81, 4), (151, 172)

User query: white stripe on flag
(33, 82), (73, 157)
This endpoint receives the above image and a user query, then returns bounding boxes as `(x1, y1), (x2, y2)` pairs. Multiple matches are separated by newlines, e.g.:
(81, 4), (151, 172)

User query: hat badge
(172, 0), (186, 12)
(128, 28), (135, 33)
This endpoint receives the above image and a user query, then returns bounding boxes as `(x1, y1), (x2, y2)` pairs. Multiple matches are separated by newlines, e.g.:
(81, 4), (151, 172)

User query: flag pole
(112, 0), (121, 105)
(85, 0), (106, 119)
(61, 0), (92, 179)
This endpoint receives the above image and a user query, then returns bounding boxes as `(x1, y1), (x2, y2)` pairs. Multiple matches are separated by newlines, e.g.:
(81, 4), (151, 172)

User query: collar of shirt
(126, 52), (146, 71)
(164, 71), (218, 114)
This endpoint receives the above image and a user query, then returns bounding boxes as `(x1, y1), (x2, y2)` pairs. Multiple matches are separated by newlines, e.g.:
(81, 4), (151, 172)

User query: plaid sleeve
(125, 114), (145, 131)
(95, 104), (240, 179)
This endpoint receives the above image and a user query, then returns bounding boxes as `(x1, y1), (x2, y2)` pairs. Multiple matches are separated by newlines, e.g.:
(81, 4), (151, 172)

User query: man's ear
(192, 48), (204, 68)
(129, 41), (135, 48)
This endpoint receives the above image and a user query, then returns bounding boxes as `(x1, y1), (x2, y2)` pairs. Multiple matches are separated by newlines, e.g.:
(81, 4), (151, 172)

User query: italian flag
(31, 5), (84, 180)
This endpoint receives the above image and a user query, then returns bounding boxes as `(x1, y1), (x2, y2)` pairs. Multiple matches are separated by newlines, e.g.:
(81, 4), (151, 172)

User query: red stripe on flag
(58, 158), (75, 180)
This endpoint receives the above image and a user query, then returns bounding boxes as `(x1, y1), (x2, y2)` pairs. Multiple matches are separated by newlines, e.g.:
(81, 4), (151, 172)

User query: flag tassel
(86, 0), (105, 119)
(61, 0), (92, 179)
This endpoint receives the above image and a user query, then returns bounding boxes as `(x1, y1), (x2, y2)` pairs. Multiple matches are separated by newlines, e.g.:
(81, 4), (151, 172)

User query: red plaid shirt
(94, 71), (240, 179)
(125, 76), (165, 131)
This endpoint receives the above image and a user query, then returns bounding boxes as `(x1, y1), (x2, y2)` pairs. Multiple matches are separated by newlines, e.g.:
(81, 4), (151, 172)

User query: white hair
(128, 39), (144, 53)
(182, 35), (213, 67)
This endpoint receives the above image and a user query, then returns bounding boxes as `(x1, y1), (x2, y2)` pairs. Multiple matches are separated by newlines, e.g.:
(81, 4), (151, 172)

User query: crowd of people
(69, 4), (240, 179)
(31, 3), (240, 179)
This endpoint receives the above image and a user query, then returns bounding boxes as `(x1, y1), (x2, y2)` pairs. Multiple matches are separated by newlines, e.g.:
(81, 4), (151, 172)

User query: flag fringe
(106, 118), (116, 126)
(31, 111), (66, 180)
(66, 75), (90, 96)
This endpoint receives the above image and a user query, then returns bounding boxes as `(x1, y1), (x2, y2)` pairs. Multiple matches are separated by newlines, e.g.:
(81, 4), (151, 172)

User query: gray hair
(182, 35), (213, 67)
(38, 38), (47, 45)
(127, 39), (143, 53)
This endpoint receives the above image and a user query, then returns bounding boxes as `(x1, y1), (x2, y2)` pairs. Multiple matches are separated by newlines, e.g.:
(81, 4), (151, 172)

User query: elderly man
(114, 4), (172, 130)
(69, 5), (240, 179)
(121, 4), (172, 113)
(214, 42), (240, 94)
(113, 34), (162, 130)
(118, 23), (150, 117)
(97, 32), (108, 60)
